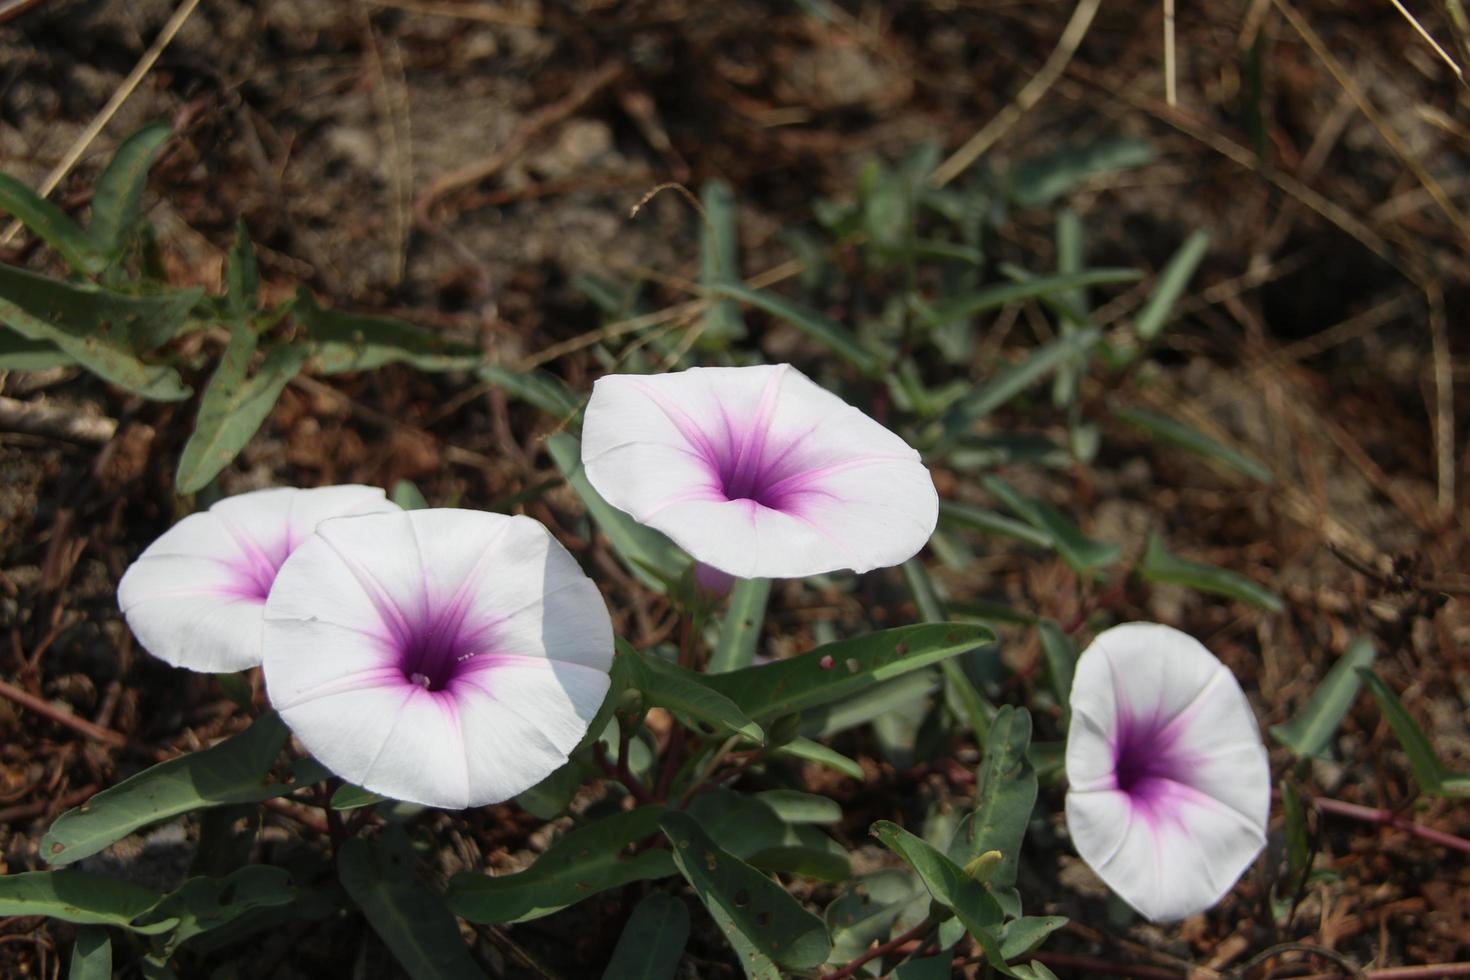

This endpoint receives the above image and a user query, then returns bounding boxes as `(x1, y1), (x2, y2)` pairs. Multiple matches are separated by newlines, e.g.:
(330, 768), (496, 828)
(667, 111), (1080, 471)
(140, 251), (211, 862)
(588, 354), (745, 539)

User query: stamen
(410, 672), (432, 689)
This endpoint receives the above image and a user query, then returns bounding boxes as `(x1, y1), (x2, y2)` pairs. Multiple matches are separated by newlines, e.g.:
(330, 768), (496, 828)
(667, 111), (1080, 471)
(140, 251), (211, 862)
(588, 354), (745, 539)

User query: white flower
(581, 364), (937, 578)
(118, 485), (398, 673)
(261, 509), (614, 809)
(1065, 623), (1271, 922)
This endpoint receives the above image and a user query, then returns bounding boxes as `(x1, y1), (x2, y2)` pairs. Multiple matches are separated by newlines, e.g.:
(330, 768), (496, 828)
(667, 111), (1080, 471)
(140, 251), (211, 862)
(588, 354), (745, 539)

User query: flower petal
(117, 485), (396, 672)
(1064, 622), (1269, 922)
(582, 364), (937, 577)
(262, 508), (614, 808)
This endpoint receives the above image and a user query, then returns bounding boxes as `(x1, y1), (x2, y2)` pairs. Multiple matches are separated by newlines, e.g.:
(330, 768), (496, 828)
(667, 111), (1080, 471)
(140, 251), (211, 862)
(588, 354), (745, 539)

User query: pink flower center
(1111, 708), (1195, 815)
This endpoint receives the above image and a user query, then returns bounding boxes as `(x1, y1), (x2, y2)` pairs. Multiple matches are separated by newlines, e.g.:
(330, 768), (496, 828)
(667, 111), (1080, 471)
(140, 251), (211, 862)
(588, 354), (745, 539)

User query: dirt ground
(1, 0), (1469, 977)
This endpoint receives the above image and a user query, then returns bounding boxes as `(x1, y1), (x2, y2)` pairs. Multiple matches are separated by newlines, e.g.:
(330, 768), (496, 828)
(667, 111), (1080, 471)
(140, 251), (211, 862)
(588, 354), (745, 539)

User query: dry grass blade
(367, 0), (539, 27)
(1388, 0), (1466, 82)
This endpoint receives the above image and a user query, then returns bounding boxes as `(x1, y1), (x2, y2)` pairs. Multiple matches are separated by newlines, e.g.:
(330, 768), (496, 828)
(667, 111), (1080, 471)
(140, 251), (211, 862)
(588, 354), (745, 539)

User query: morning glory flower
(118, 485), (398, 673)
(1064, 622), (1270, 922)
(261, 509), (614, 809)
(580, 364), (938, 578)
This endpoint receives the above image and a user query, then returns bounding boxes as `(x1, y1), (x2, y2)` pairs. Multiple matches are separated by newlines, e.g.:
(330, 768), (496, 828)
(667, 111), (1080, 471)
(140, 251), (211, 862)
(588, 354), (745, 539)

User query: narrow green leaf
(1036, 620), (1076, 719)
(1051, 210), (1088, 407)
(901, 558), (994, 742)
(339, 830), (485, 980)
(699, 180), (746, 346)
(1133, 230), (1209, 341)
(939, 501), (1053, 550)
(1139, 533), (1282, 612)
(870, 821), (1009, 971)
(703, 623), (995, 721)
(478, 364), (582, 419)
(943, 328), (1102, 429)
(982, 476), (1119, 574)
(1000, 917), (1067, 960)
(1279, 780), (1310, 900)
(330, 784), (386, 811)
(1009, 137), (1156, 208)
(0, 173), (101, 273)
(948, 706), (1036, 918)
(661, 810), (832, 971)
(894, 954), (954, 980)
(1114, 405), (1272, 483)
(447, 807), (675, 924)
(89, 121), (172, 262)
(1270, 638), (1376, 759)
(801, 670), (939, 741)
(514, 758), (584, 820)
(0, 332), (72, 369)
(296, 290), (480, 373)
(0, 263), (194, 399)
(923, 275), (1134, 331)
(774, 737), (865, 781)
(753, 790), (842, 825)
(144, 866), (296, 956)
(0, 871), (175, 934)
(708, 577), (770, 673)
(176, 230), (305, 492)
(545, 432), (688, 591)
(67, 927), (111, 980)
(391, 479), (430, 510)
(1359, 670), (1470, 797)
(625, 640), (765, 743)
(600, 892), (689, 980)
(710, 282), (883, 376)
(43, 712), (295, 866)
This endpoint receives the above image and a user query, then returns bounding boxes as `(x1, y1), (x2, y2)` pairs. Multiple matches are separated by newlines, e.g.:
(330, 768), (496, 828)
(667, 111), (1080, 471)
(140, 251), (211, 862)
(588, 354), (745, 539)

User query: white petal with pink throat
(581, 364), (938, 578)
(262, 509), (614, 809)
(1064, 622), (1270, 922)
(117, 485), (396, 673)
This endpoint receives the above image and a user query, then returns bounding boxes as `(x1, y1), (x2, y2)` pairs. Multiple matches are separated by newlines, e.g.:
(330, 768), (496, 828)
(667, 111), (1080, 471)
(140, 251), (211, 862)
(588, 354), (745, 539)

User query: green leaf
(0, 263), (195, 399)
(0, 871), (175, 934)
(478, 364), (582, 419)
(708, 577), (770, 673)
(939, 501), (1053, 550)
(801, 670), (938, 741)
(0, 332), (72, 369)
(923, 273), (1136, 332)
(1278, 779), (1310, 901)
(1009, 137), (1156, 208)
(447, 807), (675, 923)
(870, 821), (1009, 970)
(1114, 405), (1272, 483)
(900, 558), (994, 743)
(600, 892), (689, 980)
(1133, 230), (1209, 341)
(0, 173), (101, 273)
(296, 290), (480, 373)
(144, 866), (296, 956)
(391, 479), (430, 510)
(339, 829), (485, 980)
(981, 476), (1119, 574)
(514, 758), (584, 820)
(1139, 533), (1282, 612)
(1271, 638), (1376, 759)
(43, 712), (295, 866)
(660, 809), (832, 972)
(1000, 916), (1067, 959)
(942, 328), (1103, 428)
(625, 640), (764, 743)
(685, 789), (848, 881)
(894, 954), (954, 980)
(753, 790), (842, 825)
(1359, 670), (1470, 797)
(176, 232), (307, 492)
(948, 707), (1036, 918)
(545, 432), (689, 591)
(89, 121), (172, 263)
(702, 624), (995, 721)
(1036, 620), (1076, 720)
(330, 784), (386, 810)
(774, 737), (865, 781)
(710, 282), (883, 376)
(67, 927), (111, 980)
(699, 180), (746, 346)
(824, 870), (926, 966)
(1051, 210), (1088, 408)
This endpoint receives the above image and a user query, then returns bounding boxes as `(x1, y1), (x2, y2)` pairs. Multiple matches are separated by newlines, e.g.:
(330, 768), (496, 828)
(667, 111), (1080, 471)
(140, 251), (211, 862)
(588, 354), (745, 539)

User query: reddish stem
(817, 918), (934, 980)
(1313, 795), (1470, 855)
(594, 740), (653, 806)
